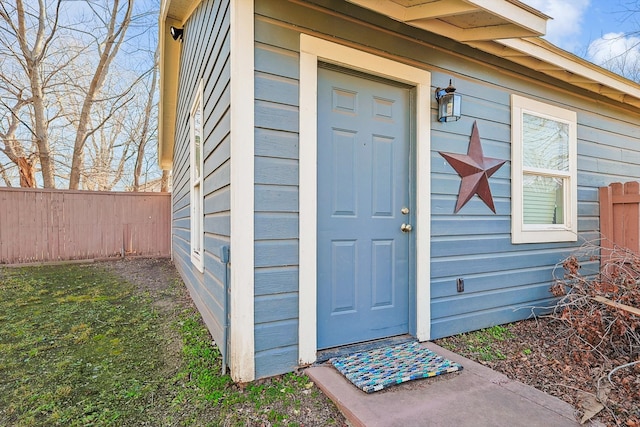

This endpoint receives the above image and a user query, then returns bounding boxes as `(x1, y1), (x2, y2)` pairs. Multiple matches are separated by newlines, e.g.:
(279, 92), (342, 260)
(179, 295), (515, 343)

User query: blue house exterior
(159, 0), (640, 382)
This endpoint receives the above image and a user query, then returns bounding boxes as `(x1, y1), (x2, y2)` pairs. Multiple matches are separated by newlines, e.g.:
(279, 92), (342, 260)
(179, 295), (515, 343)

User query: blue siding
(253, 37), (301, 377)
(172, 0), (230, 359)
(170, 0), (640, 378)
(253, 0), (640, 364)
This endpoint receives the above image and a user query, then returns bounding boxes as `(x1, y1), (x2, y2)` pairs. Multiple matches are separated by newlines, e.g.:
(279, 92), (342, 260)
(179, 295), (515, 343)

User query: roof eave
(158, 0), (200, 170)
(348, 0), (640, 109)
(347, 0), (549, 39)
(496, 37), (640, 107)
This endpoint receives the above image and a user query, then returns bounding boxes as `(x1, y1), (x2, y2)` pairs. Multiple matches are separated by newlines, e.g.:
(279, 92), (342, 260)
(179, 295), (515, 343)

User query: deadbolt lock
(401, 207), (410, 215)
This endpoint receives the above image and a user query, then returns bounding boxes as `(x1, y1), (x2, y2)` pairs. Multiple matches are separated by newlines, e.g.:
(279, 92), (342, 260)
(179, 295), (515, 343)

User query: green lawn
(0, 261), (344, 426)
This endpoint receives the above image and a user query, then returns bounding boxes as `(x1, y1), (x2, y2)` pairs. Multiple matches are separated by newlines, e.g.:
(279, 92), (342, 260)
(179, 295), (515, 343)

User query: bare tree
(0, 161), (15, 186)
(0, 97), (30, 182)
(82, 107), (134, 191)
(582, 2), (640, 83)
(0, 0), (61, 187)
(587, 33), (640, 82)
(0, 0), (162, 190)
(68, 0), (133, 189)
(133, 48), (158, 191)
(160, 170), (170, 192)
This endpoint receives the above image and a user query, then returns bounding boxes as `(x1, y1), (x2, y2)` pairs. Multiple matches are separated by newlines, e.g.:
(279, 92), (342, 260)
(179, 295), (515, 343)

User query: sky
(521, 0), (640, 78)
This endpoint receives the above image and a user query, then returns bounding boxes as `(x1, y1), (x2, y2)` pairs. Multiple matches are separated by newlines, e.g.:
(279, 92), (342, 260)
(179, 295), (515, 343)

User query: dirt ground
(436, 318), (640, 427)
(96, 257), (348, 427)
(100, 257), (639, 426)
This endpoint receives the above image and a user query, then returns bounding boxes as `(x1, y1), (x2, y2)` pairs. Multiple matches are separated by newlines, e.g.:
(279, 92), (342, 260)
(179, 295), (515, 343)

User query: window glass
(522, 113), (569, 171)
(523, 175), (564, 225)
(193, 102), (202, 179)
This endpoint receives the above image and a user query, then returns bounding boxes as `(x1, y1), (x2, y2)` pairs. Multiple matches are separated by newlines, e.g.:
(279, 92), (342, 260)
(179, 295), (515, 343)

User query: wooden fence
(599, 181), (640, 258)
(0, 188), (171, 265)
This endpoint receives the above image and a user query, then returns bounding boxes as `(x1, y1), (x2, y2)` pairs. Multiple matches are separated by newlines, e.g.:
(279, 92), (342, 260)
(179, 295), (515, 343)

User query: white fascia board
(346, 0), (408, 21)
(468, 0), (548, 35)
(160, 0), (169, 21)
(347, 0), (476, 22)
(347, 0), (547, 36)
(404, 1), (477, 21)
(499, 38), (640, 101)
(416, 20), (538, 42)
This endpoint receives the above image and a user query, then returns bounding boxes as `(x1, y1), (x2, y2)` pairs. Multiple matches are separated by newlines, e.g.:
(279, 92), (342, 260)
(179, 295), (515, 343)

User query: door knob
(401, 223), (413, 232)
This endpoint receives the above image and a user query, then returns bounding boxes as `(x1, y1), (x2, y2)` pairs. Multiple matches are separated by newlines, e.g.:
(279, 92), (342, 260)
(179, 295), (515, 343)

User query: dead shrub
(551, 240), (640, 363)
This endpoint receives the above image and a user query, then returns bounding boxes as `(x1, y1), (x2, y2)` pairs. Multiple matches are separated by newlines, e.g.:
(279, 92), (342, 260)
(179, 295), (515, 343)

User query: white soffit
(348, 0), (549, 41)
(347, 0), (640, 108)
(162, 0), (198, 22)
(493, 38), (640, 108)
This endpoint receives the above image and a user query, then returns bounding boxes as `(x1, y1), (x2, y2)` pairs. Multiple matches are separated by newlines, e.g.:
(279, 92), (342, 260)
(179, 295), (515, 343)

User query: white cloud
(587, 33), (640, 79)
(521, 0), (590, 51)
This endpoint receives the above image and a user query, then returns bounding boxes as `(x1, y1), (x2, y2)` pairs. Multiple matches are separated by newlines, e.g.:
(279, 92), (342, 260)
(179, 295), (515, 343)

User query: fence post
(599, 184), (613, 266)
(622, 181), (640, 254)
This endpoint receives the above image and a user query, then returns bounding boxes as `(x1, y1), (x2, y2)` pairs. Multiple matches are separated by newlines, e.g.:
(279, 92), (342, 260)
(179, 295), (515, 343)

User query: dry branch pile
(551, 241), (640, 425)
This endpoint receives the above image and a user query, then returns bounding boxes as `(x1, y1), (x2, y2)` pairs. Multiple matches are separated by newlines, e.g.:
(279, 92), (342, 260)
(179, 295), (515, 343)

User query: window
(511, 94), (577, 244)
(190, 81), (204, 271)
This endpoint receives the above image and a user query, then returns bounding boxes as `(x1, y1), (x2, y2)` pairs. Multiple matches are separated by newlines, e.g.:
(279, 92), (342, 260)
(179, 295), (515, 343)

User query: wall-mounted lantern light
(435, 80), (461, 122)
(170, 26), (184, 41)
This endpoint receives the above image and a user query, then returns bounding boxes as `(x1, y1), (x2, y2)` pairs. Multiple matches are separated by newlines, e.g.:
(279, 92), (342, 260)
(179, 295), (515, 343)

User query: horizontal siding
(255, 213), (298, 240)
(255, 320), (298, 352)
(255, 100), (299, 133)
(255, 128), (299, 160)
(254, 346), (298, 379)
(255, 240), (298, 268)
(255, 293), (298, 324)
(255, 267), (299, 296)
(431, 235), (579, 257)
(431, 267), (558, 299)
(256, 72), (299, 106)
(253, 0), (640, 362)
(431, 283), (555, 319)
(255, 43), (299, 78)
(252, 34), (301, 377)
(173, 243), (225, 345)
(255, 185), (299, 211)
(255, 157), (298, 185)
(430, 250), (570, 281)
(430, 301), (557, 339)
(172, 0), (231, 361)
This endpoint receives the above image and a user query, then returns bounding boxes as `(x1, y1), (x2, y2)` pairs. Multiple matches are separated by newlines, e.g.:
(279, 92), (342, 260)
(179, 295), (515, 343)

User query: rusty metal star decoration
(439, 121), (506, 213)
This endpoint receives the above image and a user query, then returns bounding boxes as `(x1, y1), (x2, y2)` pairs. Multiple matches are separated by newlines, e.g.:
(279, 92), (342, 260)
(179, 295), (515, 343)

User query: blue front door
(317, 66), (412, 349)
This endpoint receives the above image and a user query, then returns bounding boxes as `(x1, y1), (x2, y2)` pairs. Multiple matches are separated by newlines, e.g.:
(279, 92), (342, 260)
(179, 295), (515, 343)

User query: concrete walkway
(307, 342), (600, 427)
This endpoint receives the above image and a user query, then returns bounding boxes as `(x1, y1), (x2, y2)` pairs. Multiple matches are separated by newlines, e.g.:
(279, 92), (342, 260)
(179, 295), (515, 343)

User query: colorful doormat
(330, 341), (463, 393)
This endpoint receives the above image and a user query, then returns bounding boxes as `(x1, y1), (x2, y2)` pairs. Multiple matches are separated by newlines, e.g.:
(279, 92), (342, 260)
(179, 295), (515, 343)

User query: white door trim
(298, 34), (431, 365)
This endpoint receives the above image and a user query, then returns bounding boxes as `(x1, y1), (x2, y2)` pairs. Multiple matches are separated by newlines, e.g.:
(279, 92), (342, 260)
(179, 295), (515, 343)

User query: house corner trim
(229, 0), (255, 382)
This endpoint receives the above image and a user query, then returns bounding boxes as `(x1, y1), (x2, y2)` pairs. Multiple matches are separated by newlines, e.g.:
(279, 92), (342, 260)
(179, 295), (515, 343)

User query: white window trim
(511, 94), (578, 244)
(190, 79), (204, 271)
(299, 34), (431, 365)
